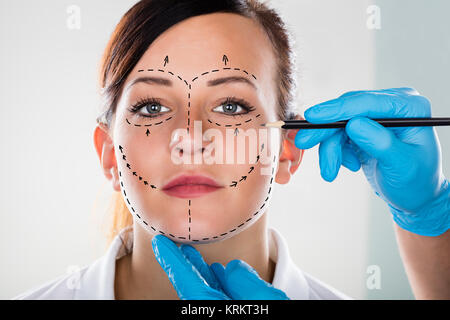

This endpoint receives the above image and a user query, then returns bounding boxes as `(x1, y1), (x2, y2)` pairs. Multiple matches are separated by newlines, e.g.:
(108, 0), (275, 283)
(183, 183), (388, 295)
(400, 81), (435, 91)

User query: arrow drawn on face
(222, 54), (229, 66)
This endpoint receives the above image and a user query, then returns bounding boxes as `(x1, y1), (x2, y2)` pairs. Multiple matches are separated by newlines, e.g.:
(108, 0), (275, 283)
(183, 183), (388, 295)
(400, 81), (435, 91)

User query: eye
(128, 98), (171, 118)
(212, 97), (255, 117)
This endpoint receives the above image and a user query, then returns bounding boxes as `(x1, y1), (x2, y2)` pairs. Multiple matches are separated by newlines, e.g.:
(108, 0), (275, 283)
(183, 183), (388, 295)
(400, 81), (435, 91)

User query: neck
(114, 211), (275, 300)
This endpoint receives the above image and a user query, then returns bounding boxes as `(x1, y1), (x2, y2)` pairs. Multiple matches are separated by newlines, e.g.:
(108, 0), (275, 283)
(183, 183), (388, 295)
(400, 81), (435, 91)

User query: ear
(275, 114), (305, 185)
(93, 124), (120, 192)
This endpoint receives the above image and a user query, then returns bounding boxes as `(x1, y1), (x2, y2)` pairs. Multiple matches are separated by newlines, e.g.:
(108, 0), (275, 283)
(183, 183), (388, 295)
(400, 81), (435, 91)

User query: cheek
(114, 116), (170, 190)
(186, 161), (276, 242)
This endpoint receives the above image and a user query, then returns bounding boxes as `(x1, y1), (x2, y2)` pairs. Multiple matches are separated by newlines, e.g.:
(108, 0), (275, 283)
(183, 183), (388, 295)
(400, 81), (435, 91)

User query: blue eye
(128, 96), (256, 119)
(213, 97), (256, 116)
(128, 98), (170, 119)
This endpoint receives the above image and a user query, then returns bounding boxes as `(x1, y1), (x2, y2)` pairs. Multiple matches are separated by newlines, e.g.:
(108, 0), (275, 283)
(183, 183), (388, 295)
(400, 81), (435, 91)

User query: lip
(162, 174), (224, 199)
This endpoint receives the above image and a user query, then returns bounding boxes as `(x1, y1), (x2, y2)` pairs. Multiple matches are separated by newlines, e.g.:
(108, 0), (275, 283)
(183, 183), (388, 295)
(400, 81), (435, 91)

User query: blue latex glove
(151, 234), (290, 300)
(294, 87), (449, 236)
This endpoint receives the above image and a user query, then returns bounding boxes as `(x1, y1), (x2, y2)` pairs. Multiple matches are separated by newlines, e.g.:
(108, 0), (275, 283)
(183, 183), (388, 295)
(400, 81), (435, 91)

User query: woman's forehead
(130, 12), (276, 82)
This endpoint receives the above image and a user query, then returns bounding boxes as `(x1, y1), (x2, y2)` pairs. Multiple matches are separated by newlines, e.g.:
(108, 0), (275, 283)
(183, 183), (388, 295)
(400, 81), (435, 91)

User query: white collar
(75, 226), (310, 299)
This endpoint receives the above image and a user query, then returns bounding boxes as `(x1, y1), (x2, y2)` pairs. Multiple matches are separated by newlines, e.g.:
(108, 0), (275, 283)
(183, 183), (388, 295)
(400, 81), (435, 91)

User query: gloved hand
(292, 87), (449, 236)
(151, 234), (290, 300)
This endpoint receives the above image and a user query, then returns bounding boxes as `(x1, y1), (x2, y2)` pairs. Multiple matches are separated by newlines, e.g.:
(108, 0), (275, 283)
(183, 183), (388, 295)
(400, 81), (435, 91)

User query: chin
(136, 206), (262, 245)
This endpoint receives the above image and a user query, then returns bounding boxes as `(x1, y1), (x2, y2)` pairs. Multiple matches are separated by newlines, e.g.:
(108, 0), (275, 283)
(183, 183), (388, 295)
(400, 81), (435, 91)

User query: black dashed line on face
(119, 143), (276, 242)
(189, 151), (277, 242)
(119, 145), (158, 191)
(126, 68), (189, 130)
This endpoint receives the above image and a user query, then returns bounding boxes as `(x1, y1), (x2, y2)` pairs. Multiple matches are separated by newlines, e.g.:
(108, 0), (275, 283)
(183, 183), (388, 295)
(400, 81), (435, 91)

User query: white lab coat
(12, 227), (352, 300)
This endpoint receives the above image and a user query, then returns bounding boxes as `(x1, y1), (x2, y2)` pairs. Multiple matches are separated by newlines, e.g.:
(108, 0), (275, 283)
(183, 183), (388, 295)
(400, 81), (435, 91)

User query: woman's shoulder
(12, 265), (91, 300)
(12, 228), (132, 300)
(12, 233), (130, 299)
(301, 270), (353, 300)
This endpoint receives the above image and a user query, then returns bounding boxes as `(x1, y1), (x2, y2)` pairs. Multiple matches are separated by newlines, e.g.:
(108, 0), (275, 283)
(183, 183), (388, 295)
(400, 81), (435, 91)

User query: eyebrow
(125, 75), (257, 91)
(126, 76), (173, 91)
(207, 76), (256, 90)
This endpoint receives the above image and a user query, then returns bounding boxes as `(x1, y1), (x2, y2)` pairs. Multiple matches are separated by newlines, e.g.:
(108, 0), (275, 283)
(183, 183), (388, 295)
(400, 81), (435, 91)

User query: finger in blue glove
(179, 244), (224, 292)
(151, 235), (229, 300)
(210, 260), (290, 300)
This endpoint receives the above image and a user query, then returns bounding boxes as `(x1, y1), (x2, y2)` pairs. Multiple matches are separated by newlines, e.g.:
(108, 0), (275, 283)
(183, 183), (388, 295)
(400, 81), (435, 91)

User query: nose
(169, 124), (212, 158)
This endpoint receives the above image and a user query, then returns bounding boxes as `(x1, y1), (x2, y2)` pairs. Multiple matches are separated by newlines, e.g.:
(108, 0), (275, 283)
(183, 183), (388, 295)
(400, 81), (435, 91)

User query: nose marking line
(187, 83), (191, 134)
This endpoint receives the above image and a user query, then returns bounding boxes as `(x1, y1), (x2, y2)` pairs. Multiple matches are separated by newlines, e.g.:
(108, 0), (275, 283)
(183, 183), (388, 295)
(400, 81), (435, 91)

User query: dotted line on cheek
(119, 170), (187, 241)
(119, 145), (158, 190)
(228, 143), (264, 188)
(118, 145), (191, 242)
(190, 153), (276, 242)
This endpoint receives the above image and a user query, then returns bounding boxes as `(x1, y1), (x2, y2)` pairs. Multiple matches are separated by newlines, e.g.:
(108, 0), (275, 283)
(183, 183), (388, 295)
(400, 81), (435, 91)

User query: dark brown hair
(97, 0), (299, 244)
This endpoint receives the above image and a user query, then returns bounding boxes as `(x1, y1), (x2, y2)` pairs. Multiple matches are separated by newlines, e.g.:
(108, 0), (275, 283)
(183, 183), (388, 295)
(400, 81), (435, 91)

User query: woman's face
(111, 13), (282, 244)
